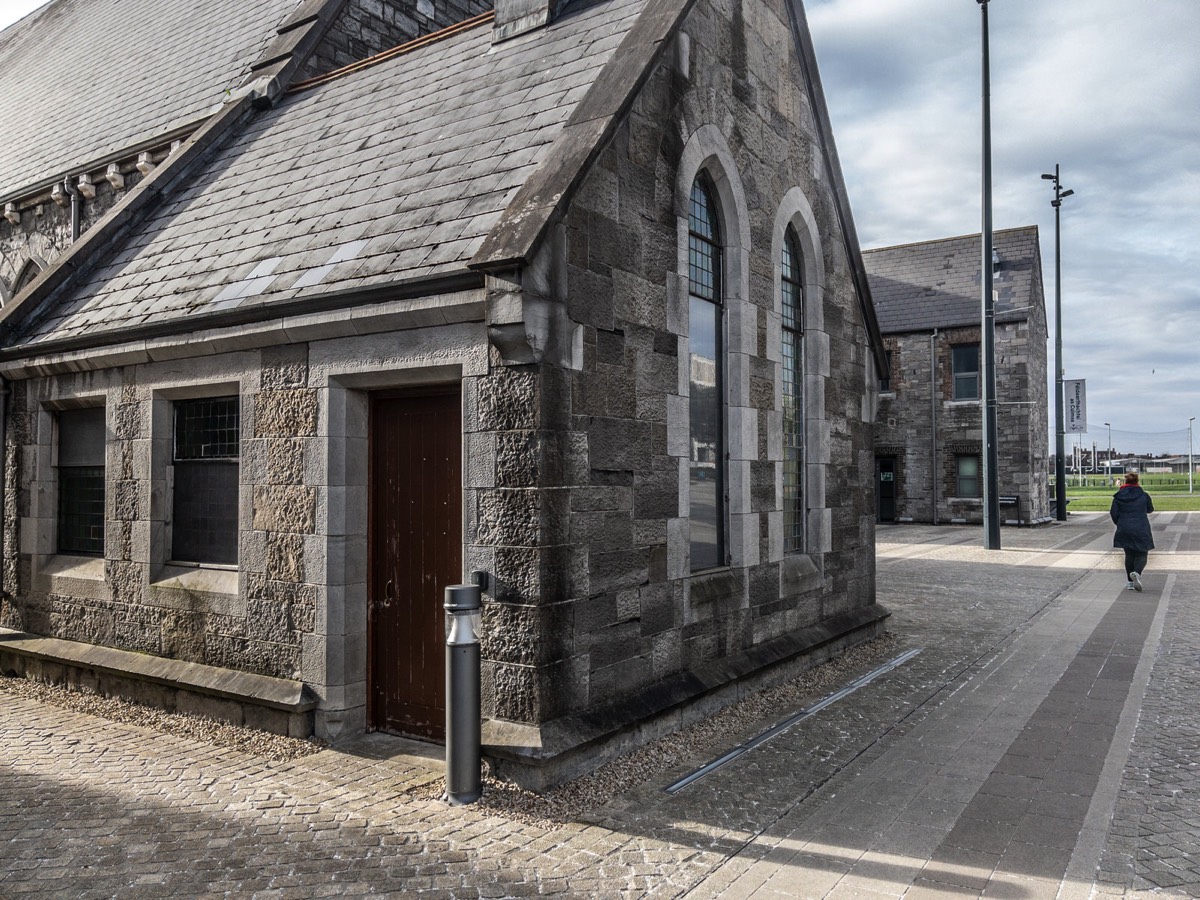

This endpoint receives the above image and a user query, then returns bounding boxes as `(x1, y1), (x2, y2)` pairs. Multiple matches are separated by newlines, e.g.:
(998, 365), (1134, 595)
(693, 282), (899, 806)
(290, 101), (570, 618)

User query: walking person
(1111, 471), (1154, 591)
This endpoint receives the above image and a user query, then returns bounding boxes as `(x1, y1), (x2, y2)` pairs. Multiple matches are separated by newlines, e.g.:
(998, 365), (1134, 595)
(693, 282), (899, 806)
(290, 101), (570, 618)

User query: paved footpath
(2, 512), (1199, 898)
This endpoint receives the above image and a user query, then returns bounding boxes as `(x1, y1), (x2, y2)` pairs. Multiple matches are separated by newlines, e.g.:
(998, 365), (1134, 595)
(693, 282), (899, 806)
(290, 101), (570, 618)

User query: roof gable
(0, 0), (299, 201)
(864, 226), (1044, 335)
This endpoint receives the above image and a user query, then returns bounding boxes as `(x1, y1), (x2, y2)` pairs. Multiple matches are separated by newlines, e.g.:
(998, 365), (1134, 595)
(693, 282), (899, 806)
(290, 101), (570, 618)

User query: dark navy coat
(1110, 484), (1155, 551)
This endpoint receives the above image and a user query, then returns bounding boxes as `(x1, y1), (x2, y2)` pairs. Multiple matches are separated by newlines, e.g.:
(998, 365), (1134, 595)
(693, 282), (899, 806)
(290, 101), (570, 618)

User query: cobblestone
(2, 513), (1198, 896)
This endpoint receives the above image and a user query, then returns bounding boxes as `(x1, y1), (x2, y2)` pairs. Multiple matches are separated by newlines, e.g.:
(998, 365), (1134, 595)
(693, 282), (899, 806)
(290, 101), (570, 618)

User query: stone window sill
(36, 554), (108, 599)
(151, 564), (238, 599)
(42, 554), (106, 581)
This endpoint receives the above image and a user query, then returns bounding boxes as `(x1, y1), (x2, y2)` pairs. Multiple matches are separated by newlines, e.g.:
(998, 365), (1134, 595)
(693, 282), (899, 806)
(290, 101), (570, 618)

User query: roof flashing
(493, 0), (564, 42)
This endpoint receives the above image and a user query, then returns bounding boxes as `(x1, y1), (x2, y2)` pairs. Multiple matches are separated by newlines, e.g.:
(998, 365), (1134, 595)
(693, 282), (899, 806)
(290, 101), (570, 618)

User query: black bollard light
(444, 583), (482, 805)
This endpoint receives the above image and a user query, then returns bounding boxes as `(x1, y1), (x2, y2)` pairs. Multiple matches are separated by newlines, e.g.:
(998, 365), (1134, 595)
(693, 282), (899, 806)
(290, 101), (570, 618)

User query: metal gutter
(0, 270), (485, 366)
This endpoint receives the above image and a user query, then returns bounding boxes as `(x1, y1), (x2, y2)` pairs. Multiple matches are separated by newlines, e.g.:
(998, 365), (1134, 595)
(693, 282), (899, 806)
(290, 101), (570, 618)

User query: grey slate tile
(0, 0), (296, 199)
(19, 0), (652, 343)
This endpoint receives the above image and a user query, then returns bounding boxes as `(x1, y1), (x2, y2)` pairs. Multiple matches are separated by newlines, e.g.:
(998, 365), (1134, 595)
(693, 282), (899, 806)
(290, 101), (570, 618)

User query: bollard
(444, 583), (482, 805)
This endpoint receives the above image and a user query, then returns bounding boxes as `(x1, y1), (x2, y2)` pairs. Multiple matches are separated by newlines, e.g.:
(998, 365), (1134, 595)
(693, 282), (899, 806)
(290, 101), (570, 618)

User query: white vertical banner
(1065, 378), (1087, 433)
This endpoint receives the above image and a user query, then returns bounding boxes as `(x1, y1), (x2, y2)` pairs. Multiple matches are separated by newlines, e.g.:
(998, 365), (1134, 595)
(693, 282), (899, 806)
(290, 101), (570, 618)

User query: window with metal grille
(172, 396), (239, 565)
(688, 175), (724, 571)
(781, 226), (805, 554)
(952, 344), (980, 400)
(57, 407), (105, 556)
(956, 454), (981, 498)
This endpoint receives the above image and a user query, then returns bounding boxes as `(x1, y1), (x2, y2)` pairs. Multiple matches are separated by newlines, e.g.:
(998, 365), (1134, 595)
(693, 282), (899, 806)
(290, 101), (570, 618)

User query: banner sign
(1065, 378), (1087, 433)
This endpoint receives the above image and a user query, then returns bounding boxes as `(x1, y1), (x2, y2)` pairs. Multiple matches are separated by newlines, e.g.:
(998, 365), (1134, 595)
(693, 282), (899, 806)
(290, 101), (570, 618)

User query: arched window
(688, 175), (724, 570)
(781, 226), (804, 552)
(13, 259), (43, 294)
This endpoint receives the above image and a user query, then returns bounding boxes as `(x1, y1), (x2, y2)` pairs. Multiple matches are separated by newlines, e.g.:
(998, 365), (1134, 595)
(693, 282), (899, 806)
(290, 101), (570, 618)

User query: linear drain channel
(664, 648), (923, 794)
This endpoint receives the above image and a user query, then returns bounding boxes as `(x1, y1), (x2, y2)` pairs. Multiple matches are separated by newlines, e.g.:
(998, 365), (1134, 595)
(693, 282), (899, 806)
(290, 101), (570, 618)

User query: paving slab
(2, 511), (1198, 897)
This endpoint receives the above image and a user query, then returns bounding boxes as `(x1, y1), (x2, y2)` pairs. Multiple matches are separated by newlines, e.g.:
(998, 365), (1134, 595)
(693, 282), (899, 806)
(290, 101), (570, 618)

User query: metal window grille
(59, 466), (105, 556)
(781, 227), (805, 554)
(172, 396), (239, 565)
(57, 407), (105, 557)
(688, 179), (720, 301)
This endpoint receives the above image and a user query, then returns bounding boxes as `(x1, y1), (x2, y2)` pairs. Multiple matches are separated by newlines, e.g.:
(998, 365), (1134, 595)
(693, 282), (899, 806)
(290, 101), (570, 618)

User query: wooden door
(368, 388), (461, 740)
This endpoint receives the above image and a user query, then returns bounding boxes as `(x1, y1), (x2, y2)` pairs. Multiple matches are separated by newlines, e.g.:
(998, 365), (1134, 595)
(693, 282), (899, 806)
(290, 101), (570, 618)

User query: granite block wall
(468, 0), (880, 729)
(875, 317), (1049, 525)
(302, 0), (492, 78)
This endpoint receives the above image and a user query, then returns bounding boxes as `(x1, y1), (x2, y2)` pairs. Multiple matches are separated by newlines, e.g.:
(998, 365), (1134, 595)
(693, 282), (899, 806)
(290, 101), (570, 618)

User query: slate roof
(16, 0), (649, 347)
(0, 0), (298, 201)
(863, 226), (1043, 335)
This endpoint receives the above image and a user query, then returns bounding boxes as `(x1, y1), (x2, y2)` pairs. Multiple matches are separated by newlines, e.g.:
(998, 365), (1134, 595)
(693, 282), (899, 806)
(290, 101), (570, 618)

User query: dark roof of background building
(0, 0), (298, 201)
(15, 0), (655, 347)
(863, 225), (1044, 334)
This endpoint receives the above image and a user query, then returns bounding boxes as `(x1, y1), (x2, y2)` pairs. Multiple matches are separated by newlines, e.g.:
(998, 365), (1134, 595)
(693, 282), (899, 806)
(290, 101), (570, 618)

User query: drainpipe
(0, 375), (9, 615)
(64, 176), (82, 242)
(930, 329), (938, 525)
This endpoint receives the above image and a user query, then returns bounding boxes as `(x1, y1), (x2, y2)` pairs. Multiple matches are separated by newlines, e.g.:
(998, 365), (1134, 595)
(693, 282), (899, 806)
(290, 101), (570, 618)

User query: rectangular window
(956, 455), (981, 498)
(172, 396), (239, 565)
(952, 345), (979, 400)
(879, 349), (892, 392)
(57, 407), (106, 556)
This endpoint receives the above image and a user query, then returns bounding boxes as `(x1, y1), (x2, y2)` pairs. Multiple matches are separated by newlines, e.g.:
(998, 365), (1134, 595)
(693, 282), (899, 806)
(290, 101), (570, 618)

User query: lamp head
(1061, 189), (1075, 199)
(1041, 174), (1055, 180)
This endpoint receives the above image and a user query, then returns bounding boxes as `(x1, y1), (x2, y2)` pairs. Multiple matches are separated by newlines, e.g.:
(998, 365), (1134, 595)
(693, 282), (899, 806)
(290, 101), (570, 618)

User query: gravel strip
(1, 632), (897, 823)
(420, 632), (900, 823)
(0, 675), (327, 761)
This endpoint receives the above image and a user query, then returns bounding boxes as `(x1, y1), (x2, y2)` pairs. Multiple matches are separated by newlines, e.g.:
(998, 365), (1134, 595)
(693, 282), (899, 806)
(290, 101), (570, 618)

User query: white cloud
(809, 0), (1200, 449)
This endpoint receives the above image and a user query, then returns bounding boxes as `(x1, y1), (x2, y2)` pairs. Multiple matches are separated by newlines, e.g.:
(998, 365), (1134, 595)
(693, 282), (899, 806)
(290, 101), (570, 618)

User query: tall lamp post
(978, 0), (1000, 549)
(1104, 422), (1111, 478)
(1190, 416), (1195, 494)
(1043, 165), (1074, 520)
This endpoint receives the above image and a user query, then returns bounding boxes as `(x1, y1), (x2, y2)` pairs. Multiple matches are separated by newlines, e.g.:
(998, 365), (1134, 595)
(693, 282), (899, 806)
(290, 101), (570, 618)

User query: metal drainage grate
(664, 648), (923, 794)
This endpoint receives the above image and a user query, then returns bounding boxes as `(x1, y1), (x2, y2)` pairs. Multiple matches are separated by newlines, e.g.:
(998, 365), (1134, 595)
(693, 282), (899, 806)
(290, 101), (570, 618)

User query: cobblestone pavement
(2, 513), (1198, 897)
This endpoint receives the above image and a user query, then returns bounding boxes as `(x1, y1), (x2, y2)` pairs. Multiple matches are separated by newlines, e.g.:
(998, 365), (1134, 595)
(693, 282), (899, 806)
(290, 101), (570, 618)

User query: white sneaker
(1132, 572), (1144, 592)
(1125, 582), (1136, 591)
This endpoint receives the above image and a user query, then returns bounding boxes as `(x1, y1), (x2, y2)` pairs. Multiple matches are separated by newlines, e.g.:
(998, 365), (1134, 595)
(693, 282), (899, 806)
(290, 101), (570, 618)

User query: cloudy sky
(806, 0), (1200, 457)
(2, 0), (1196, 456)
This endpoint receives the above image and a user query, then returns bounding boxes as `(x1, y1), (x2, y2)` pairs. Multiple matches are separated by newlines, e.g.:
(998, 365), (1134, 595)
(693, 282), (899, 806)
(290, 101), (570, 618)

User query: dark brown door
(368, 388), (462, 740)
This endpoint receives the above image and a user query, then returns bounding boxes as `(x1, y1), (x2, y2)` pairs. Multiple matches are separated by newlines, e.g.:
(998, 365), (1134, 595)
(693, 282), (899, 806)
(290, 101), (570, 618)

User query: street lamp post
(1042, 165), (1074, 520)
(978, 0), (1000, 549)
(1104, 422), (1111, 478)
(1190, 416), (1195, 494)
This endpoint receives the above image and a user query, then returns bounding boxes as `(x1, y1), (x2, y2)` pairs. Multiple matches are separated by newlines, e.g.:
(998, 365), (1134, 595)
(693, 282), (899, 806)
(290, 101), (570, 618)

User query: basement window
(956, 455), (981, 499)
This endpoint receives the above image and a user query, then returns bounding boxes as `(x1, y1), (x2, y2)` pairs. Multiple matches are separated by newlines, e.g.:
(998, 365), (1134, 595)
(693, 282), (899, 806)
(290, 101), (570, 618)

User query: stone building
(866, 227), (1049, 527)
(0, 0), (887, 788)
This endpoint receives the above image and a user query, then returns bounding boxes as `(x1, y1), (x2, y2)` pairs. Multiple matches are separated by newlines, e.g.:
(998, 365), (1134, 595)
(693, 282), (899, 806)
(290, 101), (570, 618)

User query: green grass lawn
(1055, 474), (1200, 511)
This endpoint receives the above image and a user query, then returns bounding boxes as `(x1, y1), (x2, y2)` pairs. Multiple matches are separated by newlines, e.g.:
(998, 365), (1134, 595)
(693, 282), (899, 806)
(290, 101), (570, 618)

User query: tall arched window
(781, 226), (804, 552)
(688, 175), (725, 570)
